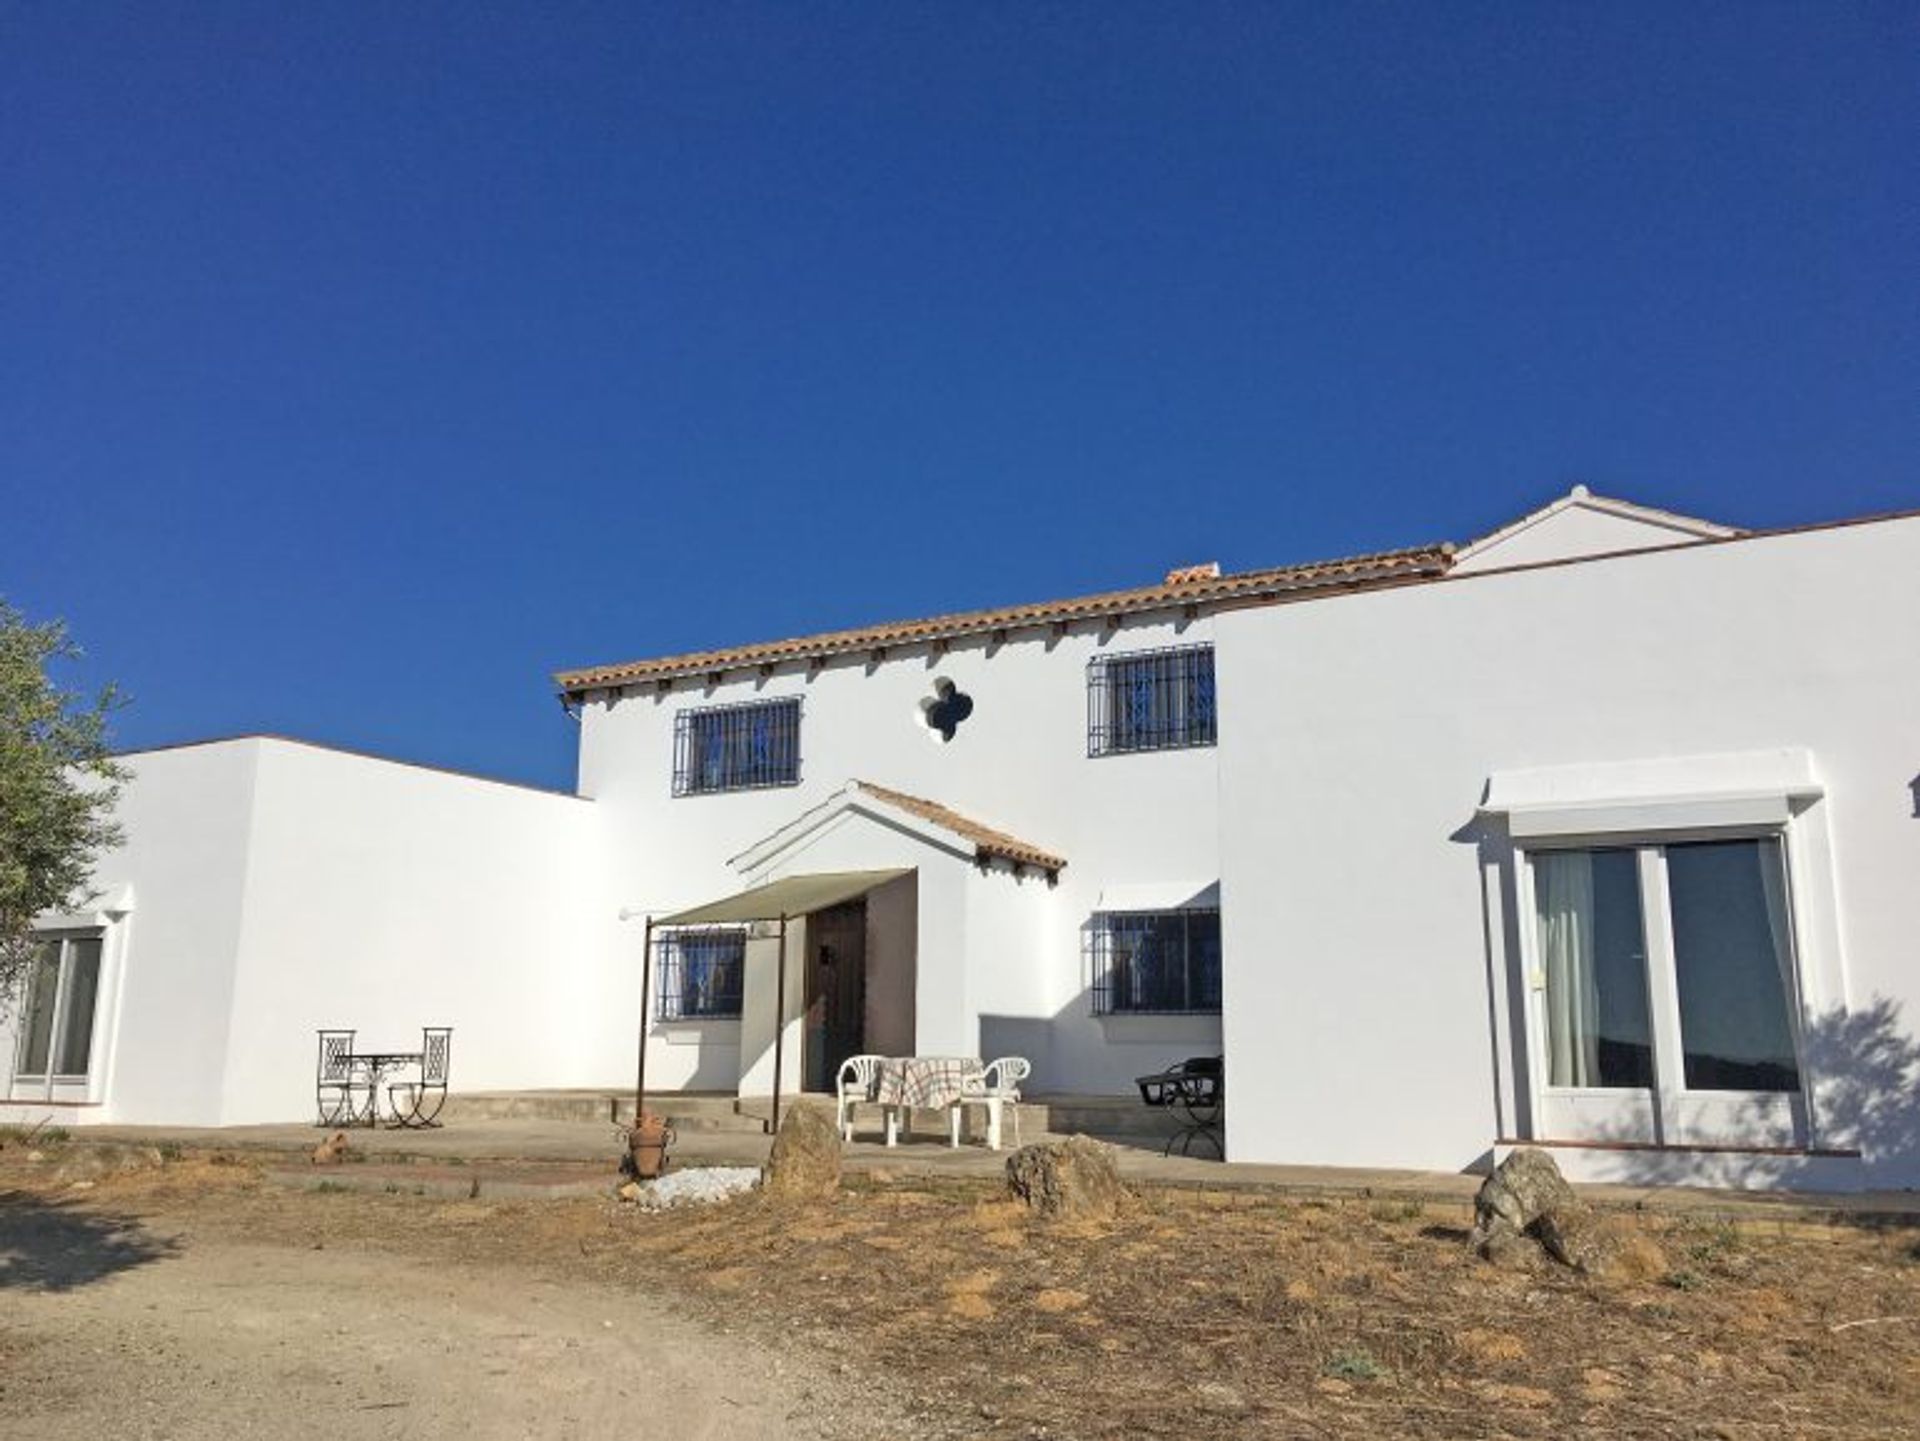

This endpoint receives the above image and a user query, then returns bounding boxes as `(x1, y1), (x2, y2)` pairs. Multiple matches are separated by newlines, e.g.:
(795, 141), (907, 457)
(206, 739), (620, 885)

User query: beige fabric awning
(654, 868), (911, 927)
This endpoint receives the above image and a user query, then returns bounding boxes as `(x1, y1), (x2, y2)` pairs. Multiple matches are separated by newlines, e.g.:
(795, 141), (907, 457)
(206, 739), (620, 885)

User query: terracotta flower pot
(627, 1111), (674, 1180)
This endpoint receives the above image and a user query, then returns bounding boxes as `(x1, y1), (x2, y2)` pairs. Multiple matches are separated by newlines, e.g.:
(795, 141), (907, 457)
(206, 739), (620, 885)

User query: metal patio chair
(316, 1029), (367, 1127)
(1135, 1054), (1224, 1158)
(388, 1026), (452, 1128)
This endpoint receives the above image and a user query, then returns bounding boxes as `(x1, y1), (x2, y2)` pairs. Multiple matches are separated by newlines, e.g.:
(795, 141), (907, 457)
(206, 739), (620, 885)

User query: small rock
(762, 1106), (842, 1201)
(1195, 1381), (1246, 1412)
(616, 1180), (642, 1203)
(68, 1179), (95, 1191)
(1005, 1136), (1127, 1220)
(25, 1150), (45, 1163)
(627, 1167), (761, 1210)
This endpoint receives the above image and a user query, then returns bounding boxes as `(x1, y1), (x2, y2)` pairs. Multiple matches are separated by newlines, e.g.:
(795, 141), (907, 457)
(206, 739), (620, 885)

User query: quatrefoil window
(921, 679), (974, 742)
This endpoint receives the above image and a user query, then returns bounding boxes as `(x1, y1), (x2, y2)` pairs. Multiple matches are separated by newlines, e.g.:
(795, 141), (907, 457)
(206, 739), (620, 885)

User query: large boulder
(1468, 1148), (1575, 1263)
(1005, 1136), (1127, 1220)
(1469, 1148), (1666, 1280)
(761, 1104), (842, 1200)
(1534, 1203), (1669, 1282)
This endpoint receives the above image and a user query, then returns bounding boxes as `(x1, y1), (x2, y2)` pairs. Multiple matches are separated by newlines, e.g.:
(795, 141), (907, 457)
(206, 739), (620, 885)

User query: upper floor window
(14, 932), (104, 1081)
(673, 697), (801, 796)
(655, 927), (747, 1020)
(1087, 644), (1216, 757)
(1090, 908), (1222, 1015)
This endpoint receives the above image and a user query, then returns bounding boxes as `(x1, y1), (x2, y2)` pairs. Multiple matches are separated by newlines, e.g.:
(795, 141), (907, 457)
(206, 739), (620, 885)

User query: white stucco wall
(581, 612), (1223, 1095)
(216, 739), (610, 1124)
(1216, 515), (1920, 1186)
(1, 740), (260, 1126)
(3, 737), (609, 1128)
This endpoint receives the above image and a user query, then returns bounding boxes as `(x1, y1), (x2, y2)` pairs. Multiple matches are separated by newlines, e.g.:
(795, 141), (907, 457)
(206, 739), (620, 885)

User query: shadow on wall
(1804, 996), (1920, 1188)
(0, 1190), (180, 1292)
(1569, 995), (1920, 1193)
(977, 991), (1223, 1110)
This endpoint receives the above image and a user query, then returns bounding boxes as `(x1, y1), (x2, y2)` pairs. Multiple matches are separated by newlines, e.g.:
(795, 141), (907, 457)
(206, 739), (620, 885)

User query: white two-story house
(6, 487), (1918, 1192)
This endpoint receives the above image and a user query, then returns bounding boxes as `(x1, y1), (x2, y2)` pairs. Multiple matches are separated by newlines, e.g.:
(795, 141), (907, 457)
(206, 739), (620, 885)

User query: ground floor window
(1532, 835), (1800, 1095)
(14, 932), (104, 1081)
(1090, 908), (1221, 1015)
(655, 927), (746, 1021)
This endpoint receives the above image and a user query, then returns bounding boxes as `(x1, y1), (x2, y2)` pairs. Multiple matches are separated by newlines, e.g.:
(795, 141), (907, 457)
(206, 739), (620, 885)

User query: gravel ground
(11, 1144), (1919, 1439)
(635, 1166), (763, 1209)
(0, 1161), (921, 1440)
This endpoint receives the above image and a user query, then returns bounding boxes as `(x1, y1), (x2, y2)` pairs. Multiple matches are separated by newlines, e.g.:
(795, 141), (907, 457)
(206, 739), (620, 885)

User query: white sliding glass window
(1534, 848), (1653, 1089)
(1528, 834), (1805, 1124)
(14, 933), (104, 1081)
(1666, 838), (1800, 1093)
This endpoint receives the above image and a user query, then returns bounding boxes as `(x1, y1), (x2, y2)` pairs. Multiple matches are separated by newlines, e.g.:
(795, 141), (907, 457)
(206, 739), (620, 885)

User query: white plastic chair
(953, 1056), (1031, 1151)
(835, 1054), (886, 1142)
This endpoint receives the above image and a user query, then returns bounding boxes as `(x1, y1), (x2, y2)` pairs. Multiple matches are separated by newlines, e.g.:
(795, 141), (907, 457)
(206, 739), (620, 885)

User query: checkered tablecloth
(876, 1056), (983, 1110)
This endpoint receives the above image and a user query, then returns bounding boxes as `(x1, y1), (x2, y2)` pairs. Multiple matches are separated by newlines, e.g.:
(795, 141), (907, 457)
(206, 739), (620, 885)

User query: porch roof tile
(853, 780), (1067, 875)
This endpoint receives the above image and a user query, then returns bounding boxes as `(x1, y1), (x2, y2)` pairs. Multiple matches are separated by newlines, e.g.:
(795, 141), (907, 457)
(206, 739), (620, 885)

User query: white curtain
(1756, 837), (1798, 1017)
(1536, 851), (1600, 1087)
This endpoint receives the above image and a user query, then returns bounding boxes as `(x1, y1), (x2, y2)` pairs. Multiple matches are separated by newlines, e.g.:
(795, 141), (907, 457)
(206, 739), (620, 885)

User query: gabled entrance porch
(637, 868), (915, 1132)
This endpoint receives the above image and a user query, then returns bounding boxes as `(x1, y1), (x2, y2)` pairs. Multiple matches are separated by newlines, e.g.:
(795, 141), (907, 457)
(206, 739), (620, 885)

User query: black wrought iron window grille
(1087, 644), (1217, 757)
(1089, 908), (1223, 1016)
(672, 697), (802, 796)
(655, 927), (747, 1021)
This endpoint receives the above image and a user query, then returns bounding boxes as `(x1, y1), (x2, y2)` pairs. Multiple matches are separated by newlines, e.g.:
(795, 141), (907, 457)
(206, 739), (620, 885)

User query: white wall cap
(1482, 747), (1820, 814)
(1482, 748), (1823, 836)
(33, 885), (135, 930)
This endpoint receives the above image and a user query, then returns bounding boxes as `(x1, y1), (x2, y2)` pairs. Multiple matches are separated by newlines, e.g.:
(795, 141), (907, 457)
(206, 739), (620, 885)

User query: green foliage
(1682, 1220), (1743, 1268)
(1, 1121), (71, 1146)
(1324, 1346), (1387, 1381)
(0, 600), (124, 1004)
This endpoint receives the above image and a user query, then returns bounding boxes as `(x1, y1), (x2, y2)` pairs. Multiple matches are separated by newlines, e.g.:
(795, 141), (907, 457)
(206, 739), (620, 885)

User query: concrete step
(443, 1090), (771, 1134)
(1030, 1096), (1187, 1139)
(443, 1089), (1186, 1140)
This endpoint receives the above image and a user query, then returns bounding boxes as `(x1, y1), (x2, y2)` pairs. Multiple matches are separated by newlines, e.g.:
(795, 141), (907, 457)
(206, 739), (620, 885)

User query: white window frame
(1516, 825), (1811, 1150)
(10, 930), (108, 1099)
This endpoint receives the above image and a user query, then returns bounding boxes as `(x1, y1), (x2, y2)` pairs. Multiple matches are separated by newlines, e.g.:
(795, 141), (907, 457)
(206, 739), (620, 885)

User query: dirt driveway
(0, 1164), (909, 1440)
(7, 1149), (1920, 1439)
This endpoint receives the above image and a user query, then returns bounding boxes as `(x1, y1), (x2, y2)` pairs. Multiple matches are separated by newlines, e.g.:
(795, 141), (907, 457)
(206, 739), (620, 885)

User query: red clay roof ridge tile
(556, 540), (1452, 694)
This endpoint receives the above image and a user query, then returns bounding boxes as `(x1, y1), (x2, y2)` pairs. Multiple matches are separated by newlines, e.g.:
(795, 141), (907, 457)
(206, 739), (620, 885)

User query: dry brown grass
(11, 1155), (1920, 1439)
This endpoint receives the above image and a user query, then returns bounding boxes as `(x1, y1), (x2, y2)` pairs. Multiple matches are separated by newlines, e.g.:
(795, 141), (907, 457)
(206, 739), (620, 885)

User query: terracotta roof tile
(853, 781), (1066, 875)
(556, 541), (1452, 694)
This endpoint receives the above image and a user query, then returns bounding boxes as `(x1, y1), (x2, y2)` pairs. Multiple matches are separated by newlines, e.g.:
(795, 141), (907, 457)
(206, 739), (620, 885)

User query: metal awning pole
(634, 914), (655, 1123)
(770, 911), (789, 1135)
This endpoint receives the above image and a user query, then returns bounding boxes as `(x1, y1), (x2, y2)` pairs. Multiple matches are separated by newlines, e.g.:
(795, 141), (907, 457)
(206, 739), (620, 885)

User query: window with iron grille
(1087, 644), (1216, 757)
(1089, 908), (1222, 1015)
(654, 927), (747, 1020)
(672, 696), (801, 796)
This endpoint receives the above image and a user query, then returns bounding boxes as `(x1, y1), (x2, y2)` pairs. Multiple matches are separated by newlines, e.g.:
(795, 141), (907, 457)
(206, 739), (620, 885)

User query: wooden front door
(804, 901), (867, 1093)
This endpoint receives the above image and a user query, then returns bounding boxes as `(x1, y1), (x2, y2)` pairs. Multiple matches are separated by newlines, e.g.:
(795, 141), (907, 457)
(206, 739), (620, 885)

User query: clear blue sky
(3, 4), (1914, 789)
